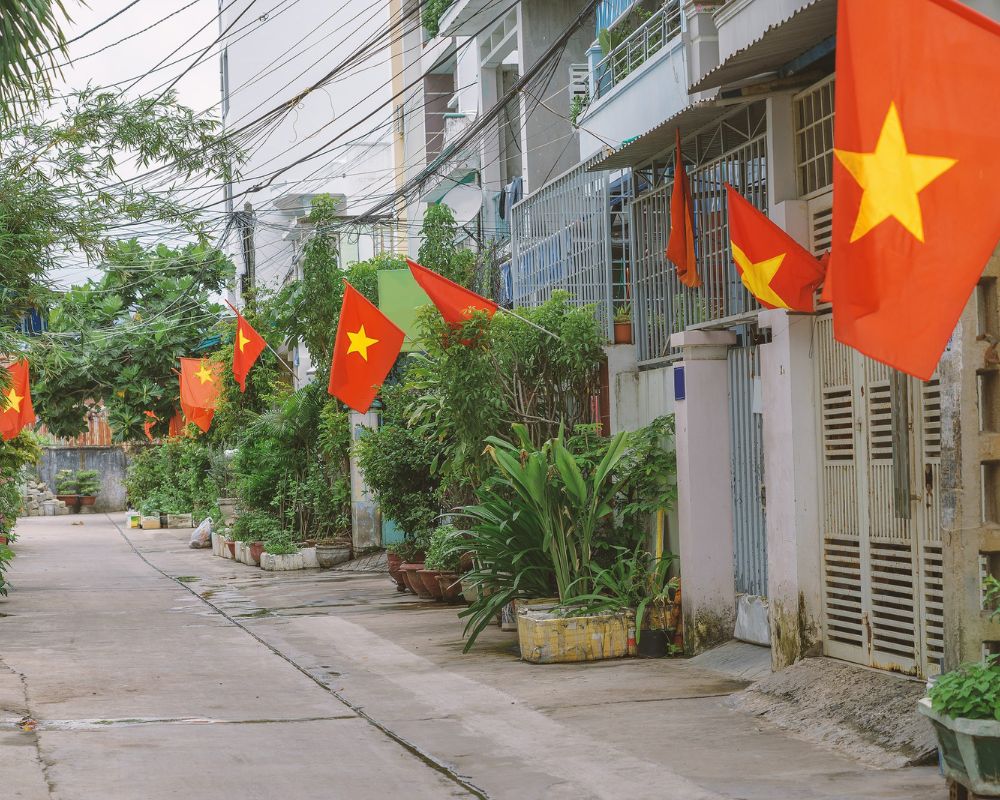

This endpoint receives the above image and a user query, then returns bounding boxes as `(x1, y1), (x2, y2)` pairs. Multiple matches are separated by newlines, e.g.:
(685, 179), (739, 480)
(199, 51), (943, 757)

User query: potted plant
(425, 525), (464, 602)
(613, 303), (633, 344)
(138, 499), (162, 529)
(75, 469), (101, 507)
(315, 537), (352, 568)
(400, 531), (432, 598)
(921, 658), (1000, 796)
(209, 448), (238, 525)
(920, 576), (1000, 795)
(386, 540), (414, 591)
(54, 469), (80, 510)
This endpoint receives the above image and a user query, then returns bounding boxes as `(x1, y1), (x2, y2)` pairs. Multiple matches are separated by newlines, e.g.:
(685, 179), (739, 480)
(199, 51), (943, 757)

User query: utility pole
(238, 201), (256, 299)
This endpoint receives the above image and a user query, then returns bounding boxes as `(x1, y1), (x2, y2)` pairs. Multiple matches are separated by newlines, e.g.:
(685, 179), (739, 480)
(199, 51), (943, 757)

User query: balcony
(443, 112), (474, 147)
(592, 1), (683, 102)
(438, 0), (504, 37)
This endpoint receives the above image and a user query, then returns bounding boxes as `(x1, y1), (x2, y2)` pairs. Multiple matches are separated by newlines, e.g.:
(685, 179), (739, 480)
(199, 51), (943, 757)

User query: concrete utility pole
(238, 201), (256, 297)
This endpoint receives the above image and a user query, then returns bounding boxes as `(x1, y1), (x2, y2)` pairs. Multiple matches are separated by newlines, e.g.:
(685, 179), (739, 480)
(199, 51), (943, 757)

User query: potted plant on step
(75, 470), (101, 508)
(920, 576), (1000, 796)
(401, 531), (432, 599)
(55, 470), (80, 511)
(613, 303), (633, 345)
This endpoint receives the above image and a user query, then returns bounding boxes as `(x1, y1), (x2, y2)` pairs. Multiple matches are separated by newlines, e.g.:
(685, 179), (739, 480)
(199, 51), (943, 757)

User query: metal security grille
(729, 340), (767, 597)
(510, 155), (627, 339)
(815, 314), (944, 678)
(631, 103), (768, 366)
(794, 74), (835, 198)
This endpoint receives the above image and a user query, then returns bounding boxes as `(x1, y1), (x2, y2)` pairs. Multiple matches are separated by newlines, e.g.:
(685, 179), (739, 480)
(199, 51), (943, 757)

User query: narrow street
(3, 515), (945, 800)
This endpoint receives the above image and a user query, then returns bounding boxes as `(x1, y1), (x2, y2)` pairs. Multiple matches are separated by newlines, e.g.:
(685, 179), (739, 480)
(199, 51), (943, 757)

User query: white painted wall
(220, 0), (398, 297)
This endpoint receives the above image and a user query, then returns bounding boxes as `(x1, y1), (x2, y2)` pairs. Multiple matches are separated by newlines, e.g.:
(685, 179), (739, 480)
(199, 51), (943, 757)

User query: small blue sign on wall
(674, 365), (686, 401)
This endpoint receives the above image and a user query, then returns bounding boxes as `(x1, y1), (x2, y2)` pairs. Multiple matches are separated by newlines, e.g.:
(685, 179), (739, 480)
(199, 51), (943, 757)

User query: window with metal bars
(794, 74), (835, 198)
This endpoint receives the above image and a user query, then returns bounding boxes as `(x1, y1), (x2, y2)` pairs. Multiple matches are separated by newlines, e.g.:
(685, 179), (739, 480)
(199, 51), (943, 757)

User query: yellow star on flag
(237, 327), (250, 353)
(3, 388), (22, 414)
(732, 244), (789, 309)
(834, 103), (957, 243)
(346, 325), (379, 362)
(195, 361), (215, 385)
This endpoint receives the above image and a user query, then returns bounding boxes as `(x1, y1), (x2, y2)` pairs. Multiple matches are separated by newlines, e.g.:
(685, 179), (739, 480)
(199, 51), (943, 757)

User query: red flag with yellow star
(0, 360), (35, 441)
(830, 0), (1000, 379)
(328, 282), (404, 413)
(226, 302), (267, 393)
(406, 258), (497, 327)
(665, 129), (700, 288)
(179, 358), (221, 433)
(726, 184), (825, 312)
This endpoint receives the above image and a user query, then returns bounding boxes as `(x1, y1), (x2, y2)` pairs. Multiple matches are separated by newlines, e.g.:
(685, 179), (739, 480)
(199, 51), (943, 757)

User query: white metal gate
(815, 316), (943, 677)
(729, 337), (767, 597)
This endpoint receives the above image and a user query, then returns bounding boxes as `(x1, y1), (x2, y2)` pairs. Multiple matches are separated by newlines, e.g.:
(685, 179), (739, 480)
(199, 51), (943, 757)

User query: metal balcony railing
(596, 0), (641, 35)
(593, 0), (682, 102)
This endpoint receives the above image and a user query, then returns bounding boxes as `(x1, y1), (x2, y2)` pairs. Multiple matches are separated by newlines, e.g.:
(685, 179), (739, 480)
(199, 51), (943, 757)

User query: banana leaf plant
(453, 424), (633, 651)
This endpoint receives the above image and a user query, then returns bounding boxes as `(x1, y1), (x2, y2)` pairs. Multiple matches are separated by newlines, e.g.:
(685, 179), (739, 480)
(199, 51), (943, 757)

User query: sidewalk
(1, 514), (946, 799)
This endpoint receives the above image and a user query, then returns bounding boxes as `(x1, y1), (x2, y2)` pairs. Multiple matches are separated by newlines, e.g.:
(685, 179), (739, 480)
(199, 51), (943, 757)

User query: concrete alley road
(3, 515), (946, 799)
(1, 516), (471, 799)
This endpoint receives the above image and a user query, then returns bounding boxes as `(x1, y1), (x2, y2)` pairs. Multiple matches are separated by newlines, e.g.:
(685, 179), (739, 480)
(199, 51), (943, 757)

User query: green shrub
(55, 469), (78, 494)
(125, 438), (218, 517)
(424, 525), (461, 572)
(231, 510), (280, 543)
(930, 659), (1000, 721)
(76, 470), (101, 496)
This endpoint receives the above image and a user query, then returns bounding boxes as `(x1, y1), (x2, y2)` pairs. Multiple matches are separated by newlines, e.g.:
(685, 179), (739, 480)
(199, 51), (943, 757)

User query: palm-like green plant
(455, 424), (633, 651)
(0, 0), (69, 121)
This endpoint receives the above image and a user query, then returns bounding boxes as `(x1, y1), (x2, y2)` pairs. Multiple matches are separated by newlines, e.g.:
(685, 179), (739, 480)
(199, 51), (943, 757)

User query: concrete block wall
(37, 446), (128, 512)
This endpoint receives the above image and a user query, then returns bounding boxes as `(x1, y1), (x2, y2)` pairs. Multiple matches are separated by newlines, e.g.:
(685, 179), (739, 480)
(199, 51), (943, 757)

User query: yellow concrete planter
(517, 608), (633, 664)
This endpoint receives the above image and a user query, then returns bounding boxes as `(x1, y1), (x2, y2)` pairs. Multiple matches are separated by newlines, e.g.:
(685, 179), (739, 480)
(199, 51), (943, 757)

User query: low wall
(37, 446), (129, 512)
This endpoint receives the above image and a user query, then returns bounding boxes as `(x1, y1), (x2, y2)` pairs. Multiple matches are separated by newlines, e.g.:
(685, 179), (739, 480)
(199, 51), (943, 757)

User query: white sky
(46, 0), (224, 287)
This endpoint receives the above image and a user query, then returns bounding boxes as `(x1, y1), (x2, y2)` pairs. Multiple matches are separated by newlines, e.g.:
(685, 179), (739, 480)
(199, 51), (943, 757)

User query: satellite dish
(439, 183), (483, 226)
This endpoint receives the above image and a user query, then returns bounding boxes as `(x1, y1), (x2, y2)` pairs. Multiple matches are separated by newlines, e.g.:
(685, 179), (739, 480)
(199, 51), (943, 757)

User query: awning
(688, 0), (836, 93)
(587, 97), (734, 172)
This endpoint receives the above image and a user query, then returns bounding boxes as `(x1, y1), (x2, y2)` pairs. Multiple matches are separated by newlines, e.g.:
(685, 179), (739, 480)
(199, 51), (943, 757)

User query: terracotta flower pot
(418, 569), (444, 600)
(79, 495), (97, 507)
(249, 541), (265, 565)
(437, 572), (463, 602)
(401, 563), (431, 598)
(226, 540), (236, 557)
(387, 553), (407, 591)
(398, 566), (414, 592)
(613, 321), (633, 344)
(56, 494), (80, 507)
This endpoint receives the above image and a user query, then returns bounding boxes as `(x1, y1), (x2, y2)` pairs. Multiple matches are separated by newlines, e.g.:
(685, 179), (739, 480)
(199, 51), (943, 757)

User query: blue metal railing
(596, 0), (640, 36)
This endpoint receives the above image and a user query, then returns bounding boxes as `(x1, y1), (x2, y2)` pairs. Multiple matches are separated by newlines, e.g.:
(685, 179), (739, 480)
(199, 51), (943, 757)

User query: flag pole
(224, 299), (295, 375)
(496, 307), (562, 341)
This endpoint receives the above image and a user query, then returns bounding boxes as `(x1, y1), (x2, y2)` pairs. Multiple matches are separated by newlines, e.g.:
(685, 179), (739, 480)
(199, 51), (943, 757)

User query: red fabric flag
(168, 411), (185, 438)
(143, 410), (157, 442)
(725, 184), (825, 312)
(0, 360), (35, 441)
(407, 258), (497, 327)
(328, 282), (405, 413)
(179, 358), (221, 433)
(665, 129), (700, 288)
(830, 0), (1000, 379)
(226, 301), (267, 392)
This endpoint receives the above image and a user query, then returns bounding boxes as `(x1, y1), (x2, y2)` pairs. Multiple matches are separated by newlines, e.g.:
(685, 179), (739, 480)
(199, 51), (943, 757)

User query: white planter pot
(260, 552), (305, 571)
(300, 547), (319, 569)
(211, 531), (223, 557)
(140, 514), (161, 529)
(166, 513), (193, 529)
(222, 538), (234, 559)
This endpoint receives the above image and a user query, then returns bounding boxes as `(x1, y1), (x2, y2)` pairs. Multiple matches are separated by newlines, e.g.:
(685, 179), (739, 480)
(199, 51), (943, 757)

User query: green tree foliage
(124, 437), (218, 517)
(421, 0), (453, 37)
(404, 293), (605, 502)
(417, 203), (475, 287)
(0, 0), (68, 121)
(0, 88), (238, 321)
(31, 240), (231, 440)
(0, 431), (43, 596)
(353, 385), (442, 539)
